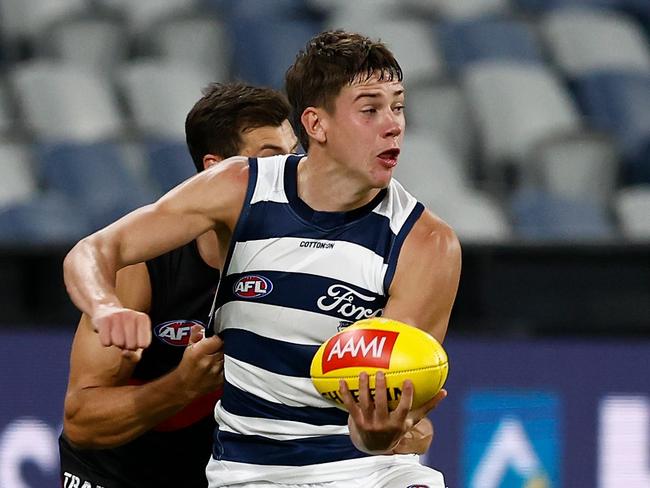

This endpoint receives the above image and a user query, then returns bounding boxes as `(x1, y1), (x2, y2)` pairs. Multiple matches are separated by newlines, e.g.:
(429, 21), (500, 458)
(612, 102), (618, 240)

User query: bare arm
(343, 211), (461, 454)
(63, 158), (248, 350)
(63, 264), (224, 448)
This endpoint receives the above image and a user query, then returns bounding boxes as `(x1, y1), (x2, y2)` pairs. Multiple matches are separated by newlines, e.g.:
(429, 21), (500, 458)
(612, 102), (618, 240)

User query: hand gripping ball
(310, 317), (449, 411)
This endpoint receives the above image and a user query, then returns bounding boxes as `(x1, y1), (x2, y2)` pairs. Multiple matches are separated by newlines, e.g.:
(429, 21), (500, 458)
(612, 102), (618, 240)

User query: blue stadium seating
(510, 188), (616, 240)
(37, 142), (155, 230)
(573, 70), (650, 183)
(438, 18), (545, 74)
(228, 18), (323, 89)
(146, 140), (196, 194)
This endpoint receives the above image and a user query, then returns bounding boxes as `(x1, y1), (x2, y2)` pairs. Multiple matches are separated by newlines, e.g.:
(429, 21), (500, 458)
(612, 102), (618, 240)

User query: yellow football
(310, 317), (449, 411)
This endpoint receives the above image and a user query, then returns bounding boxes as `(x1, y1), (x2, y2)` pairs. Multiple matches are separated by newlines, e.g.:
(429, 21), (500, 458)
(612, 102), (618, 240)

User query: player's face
(324, 75), (405, 189)
(238, 119), (299, 157)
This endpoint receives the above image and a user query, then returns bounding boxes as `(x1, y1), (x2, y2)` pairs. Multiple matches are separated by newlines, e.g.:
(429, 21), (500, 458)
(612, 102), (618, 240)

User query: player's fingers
(188, 325), (204, 345)
(357, 372), (372, 412)
(122, 314), (140, 350)
(97, 321), (113, 347)
(393, 379), (414, 420)
(411, 389), (447, 420)
(135, 313), (152, 348)
(339, 379), (359, 413)
(194, 335), (223, 355)
(121, 347), (143, 362)
(109, 320), (127, 349)
(373, 371), (389, 417)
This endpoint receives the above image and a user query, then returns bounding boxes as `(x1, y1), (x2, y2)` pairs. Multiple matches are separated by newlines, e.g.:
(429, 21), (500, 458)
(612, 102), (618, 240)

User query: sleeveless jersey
(60, 241), (221, 488)
(211, 154), (424, 469)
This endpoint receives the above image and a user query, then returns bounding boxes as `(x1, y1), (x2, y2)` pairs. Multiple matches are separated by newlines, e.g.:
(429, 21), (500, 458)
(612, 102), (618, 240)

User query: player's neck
(297, 154), (380, 212)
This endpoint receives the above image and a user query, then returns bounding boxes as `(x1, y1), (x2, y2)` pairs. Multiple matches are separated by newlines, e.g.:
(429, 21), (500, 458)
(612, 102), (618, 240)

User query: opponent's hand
(175, 325), (224, 399)
(93, 305), (152, 350)
(340, 371), (446, 455)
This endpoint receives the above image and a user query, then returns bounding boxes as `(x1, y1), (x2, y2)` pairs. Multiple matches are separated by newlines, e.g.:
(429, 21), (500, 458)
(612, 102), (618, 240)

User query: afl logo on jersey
(155, 320), (205, 346)
(233, 274), (273, 298)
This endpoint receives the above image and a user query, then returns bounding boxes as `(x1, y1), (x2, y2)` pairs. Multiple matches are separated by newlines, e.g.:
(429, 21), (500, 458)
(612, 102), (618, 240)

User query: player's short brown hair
(185, 83), (291, 171)
(285, 30), (402, 150)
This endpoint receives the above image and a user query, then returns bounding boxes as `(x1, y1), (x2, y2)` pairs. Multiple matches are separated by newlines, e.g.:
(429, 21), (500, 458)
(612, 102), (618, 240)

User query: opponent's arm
(342, 211), (461, 454)
(63, 158), (248, 350)
(63, 264), (224, 448)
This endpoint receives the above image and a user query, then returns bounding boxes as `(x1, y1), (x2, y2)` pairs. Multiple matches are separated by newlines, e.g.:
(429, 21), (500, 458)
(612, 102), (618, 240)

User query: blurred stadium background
(0, 0), (648, 487)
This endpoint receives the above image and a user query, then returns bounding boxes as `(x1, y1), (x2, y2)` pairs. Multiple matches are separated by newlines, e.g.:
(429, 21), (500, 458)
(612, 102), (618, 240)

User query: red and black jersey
(60, 241), (221, 488)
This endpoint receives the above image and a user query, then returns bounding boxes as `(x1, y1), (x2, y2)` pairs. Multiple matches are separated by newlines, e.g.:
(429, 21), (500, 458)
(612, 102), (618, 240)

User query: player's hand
(93, 305), (152, 350)
(175, 325), (224, 399)
(390, 395), (444, 455)
(340, 371), (446, 455)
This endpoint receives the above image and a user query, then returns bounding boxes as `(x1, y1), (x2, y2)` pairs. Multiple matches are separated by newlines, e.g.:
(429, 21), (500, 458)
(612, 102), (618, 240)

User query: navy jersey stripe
(213, 430), (368, 465)
(222, 328), (317, 377)
(218, 271), (387, 322)
(382, 202), (425, 292)
(239, 201), (395, 260)
(221, 382), (348, 426)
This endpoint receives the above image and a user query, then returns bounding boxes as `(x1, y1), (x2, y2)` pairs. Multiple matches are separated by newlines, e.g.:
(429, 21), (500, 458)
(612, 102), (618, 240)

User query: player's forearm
(63, 371), (196, 448)
(63, 234), (123, 317)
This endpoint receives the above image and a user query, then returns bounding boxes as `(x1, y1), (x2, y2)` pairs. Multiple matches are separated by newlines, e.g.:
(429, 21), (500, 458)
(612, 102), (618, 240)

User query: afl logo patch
(233, 275), (273, 299)
(155, 320), (205, 346)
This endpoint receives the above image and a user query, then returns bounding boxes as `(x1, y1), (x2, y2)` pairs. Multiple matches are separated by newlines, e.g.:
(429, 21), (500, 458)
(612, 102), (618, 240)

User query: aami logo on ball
(155, 320), (205, 346)
(233, 275), (273, 298)
(322, 329), (398, 373)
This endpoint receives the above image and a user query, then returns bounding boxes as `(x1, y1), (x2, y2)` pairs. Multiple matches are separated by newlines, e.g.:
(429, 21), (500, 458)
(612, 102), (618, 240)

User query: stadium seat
(119, 60), (213, 140)
(0, 0), (88, 54)
(403, 0), (512, 20)
(38, 14), (130, 75)
(526, 133), (621, 206)
(145, 140), (196, 194)
(148, 14), (231, 82)
(0, 192), (92, 245)
(395, 131), (511, 242)
(510, 188), (616, 241)
(540, 8), (650, 78)
(573, 70), (650, 184)
(513, 0), (622, 13)
(11, 61), (124, 142)
(97, 0), (196, 38)
(0, 143), (38, 208)
(438, 18), (545, 75)
(462, 61), (583, 182)
(406, 82), (476, 169)
(433, 190), (512, 242)
(37, 142), (155, 230)
(324, 18), (445, 86)
(614, 184), (650, 240)
(394, 131), (469, 201)
(229, 18), (322, 89)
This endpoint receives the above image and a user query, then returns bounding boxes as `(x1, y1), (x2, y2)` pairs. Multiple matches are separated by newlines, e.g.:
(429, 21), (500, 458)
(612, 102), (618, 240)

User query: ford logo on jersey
(233, 274), (273, 298)
(155, 320), (205, 346)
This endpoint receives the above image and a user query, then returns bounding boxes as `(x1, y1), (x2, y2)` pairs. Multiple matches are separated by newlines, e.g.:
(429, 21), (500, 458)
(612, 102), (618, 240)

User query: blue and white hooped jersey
(212, 154), (424, 467)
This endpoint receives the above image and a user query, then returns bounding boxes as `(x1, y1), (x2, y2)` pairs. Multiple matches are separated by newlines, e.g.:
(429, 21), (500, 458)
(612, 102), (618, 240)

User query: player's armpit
(383, 210), (461, 343)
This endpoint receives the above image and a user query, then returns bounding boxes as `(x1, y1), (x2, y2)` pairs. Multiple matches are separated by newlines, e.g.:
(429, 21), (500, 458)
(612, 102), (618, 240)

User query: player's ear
(203, 154), (223, 170)
(301, 107), (327, 145)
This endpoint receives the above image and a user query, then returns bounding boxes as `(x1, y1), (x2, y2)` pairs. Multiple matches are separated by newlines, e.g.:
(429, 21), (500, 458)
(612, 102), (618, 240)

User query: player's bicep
(383, 212), (461, 343)
(94, 158), (249, 269)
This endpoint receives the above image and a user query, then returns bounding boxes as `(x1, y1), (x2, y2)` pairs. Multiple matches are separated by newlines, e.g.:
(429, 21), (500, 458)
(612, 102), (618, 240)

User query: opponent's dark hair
(285, 30), (402, 150)
(185, 83), (291, 171)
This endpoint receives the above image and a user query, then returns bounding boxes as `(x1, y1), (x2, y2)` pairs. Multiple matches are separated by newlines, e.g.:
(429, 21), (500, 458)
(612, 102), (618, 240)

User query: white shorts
(206, 453), (445, 488)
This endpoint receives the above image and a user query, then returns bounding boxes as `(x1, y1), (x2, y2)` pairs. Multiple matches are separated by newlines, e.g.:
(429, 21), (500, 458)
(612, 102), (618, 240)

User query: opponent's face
(239, 119), (299, 157)
(322, 75), (405, 189)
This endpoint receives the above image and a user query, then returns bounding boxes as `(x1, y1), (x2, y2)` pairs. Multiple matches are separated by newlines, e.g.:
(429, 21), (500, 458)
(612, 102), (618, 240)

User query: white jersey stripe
(217, 301), (341, 345)
(224, 355), (330, 408)
(226, 237), (388, 293)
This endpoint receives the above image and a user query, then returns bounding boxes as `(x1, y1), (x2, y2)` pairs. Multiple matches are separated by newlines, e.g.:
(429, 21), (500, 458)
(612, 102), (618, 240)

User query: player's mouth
(377, 148), (400, 168)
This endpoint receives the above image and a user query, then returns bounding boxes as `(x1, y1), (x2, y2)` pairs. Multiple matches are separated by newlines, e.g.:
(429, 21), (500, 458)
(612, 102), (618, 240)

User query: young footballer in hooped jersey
(63, 30), (461, 488)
